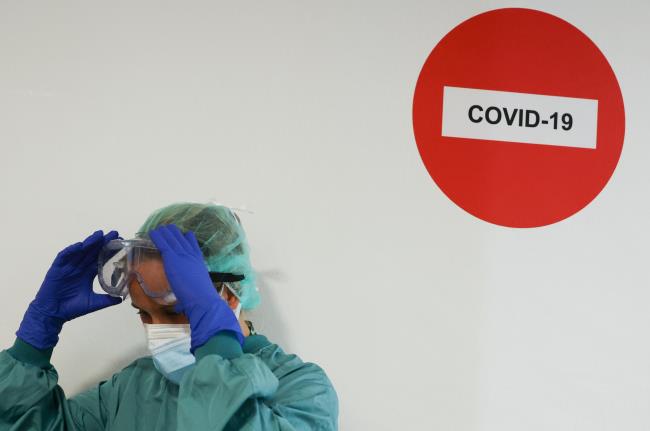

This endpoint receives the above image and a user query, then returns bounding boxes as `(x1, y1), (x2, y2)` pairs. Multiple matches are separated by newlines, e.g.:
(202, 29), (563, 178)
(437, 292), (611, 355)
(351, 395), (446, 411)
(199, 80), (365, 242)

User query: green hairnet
(136, 202), (260, 310)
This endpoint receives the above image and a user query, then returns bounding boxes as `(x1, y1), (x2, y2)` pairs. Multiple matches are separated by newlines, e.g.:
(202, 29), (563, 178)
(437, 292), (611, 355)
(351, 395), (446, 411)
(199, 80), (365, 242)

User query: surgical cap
(136, 202), (260, 310)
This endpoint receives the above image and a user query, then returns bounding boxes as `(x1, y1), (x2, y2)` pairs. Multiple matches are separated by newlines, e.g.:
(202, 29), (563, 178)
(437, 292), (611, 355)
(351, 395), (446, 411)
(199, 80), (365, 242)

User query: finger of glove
(149, 227), (172, 252)
(159, 225), (186, 253)
(54, 229), (103, 267)
(83, 230), (104, 248)
(78, 230), (120, 268)
(87, 293), (122, 313)
(169, 225), (196, 255)
(54, 242), (84, 266)
(103, 230), (120, 244)
(72, 236), (107, 269)
(184, 231), (203, 256)
(67, 230), (104, 266)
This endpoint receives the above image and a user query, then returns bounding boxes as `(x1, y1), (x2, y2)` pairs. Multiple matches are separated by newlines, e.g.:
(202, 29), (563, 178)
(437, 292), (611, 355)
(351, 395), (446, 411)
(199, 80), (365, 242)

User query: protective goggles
(97, 238), (244, 305)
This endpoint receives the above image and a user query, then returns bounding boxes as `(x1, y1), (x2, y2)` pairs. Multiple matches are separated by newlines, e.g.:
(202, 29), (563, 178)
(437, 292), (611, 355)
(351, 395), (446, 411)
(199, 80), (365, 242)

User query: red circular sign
(413, 8), (624, 228)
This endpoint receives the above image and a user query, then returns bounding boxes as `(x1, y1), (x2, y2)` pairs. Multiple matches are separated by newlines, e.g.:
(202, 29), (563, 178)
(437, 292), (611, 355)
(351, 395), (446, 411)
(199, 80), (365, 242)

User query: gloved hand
(149, 224), (243, 352)
(16, 230), (122, 350)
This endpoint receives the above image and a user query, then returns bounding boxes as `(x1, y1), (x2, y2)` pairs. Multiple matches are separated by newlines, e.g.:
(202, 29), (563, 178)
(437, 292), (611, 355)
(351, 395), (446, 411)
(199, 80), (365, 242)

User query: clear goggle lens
(97, 238), (243, 306)
(97, 239), (176, 304)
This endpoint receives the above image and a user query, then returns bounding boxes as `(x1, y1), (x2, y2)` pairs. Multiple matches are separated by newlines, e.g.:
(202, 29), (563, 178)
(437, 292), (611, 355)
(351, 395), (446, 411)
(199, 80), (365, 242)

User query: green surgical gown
(0, 333), (338, 430)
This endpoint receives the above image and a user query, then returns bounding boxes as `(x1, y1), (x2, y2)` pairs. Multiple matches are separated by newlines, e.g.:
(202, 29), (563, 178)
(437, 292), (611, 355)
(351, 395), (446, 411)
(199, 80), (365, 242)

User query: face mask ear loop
(233, 302), (242, 320)
(217, 283), (242, 319)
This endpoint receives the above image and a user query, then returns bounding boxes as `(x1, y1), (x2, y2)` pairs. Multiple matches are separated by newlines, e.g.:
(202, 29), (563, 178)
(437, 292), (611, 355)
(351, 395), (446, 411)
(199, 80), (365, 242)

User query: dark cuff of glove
(194, 331), (244, 361)
(7, 338), (54, 369)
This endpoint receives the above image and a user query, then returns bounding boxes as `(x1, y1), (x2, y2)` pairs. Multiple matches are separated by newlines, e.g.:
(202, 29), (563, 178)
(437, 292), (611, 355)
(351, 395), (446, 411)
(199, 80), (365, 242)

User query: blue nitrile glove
(149, 224), (243, 352)
(16, 230), (122, 350)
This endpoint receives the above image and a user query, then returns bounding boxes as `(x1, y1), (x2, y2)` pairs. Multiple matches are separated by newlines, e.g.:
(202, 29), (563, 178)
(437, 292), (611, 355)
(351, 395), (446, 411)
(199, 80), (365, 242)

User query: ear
(222, 288), (241, 310)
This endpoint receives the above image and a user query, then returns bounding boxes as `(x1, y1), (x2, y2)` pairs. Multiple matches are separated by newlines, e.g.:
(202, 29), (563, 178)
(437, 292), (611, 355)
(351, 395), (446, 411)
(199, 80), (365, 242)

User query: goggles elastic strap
(209, 272), (245, 283)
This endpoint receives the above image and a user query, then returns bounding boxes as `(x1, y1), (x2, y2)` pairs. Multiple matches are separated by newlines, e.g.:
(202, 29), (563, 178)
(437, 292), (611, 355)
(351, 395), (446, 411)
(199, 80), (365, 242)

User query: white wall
(1, 1), (648, 430)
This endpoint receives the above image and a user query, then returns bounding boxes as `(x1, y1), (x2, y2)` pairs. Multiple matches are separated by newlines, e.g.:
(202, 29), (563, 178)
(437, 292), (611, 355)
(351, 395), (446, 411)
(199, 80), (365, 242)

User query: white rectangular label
(441, 86), (598, 149)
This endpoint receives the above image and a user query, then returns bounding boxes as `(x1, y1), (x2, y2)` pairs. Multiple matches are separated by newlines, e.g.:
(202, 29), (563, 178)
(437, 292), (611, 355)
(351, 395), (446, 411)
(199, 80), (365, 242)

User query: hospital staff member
(0, 202), (338, 430)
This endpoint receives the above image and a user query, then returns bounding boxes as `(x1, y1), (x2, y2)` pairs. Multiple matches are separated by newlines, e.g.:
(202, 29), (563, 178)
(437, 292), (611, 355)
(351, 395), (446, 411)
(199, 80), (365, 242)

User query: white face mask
(143, 302), (241, 384)
(144, 323), (195, 384)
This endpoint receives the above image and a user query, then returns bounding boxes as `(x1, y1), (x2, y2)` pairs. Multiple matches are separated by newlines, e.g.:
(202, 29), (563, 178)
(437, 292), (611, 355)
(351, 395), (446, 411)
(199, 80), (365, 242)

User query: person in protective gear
(0, 202), (339, 430)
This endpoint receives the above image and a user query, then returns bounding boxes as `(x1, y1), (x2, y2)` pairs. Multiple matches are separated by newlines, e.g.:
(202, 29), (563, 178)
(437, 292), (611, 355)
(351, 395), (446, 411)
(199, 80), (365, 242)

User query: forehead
(130, 299), (176, 313)
(133, 257), (164, 272)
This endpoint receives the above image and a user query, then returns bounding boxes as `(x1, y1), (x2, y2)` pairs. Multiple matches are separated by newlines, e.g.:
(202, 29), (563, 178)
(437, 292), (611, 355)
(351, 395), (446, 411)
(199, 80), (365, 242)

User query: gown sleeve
(0, 338), (117, 431)
(177, 333), (339, 431)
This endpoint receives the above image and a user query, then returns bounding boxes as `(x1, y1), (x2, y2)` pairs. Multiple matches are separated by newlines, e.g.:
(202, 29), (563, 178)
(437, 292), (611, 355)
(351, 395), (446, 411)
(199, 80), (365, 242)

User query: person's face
(128, 258), (240, 325)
